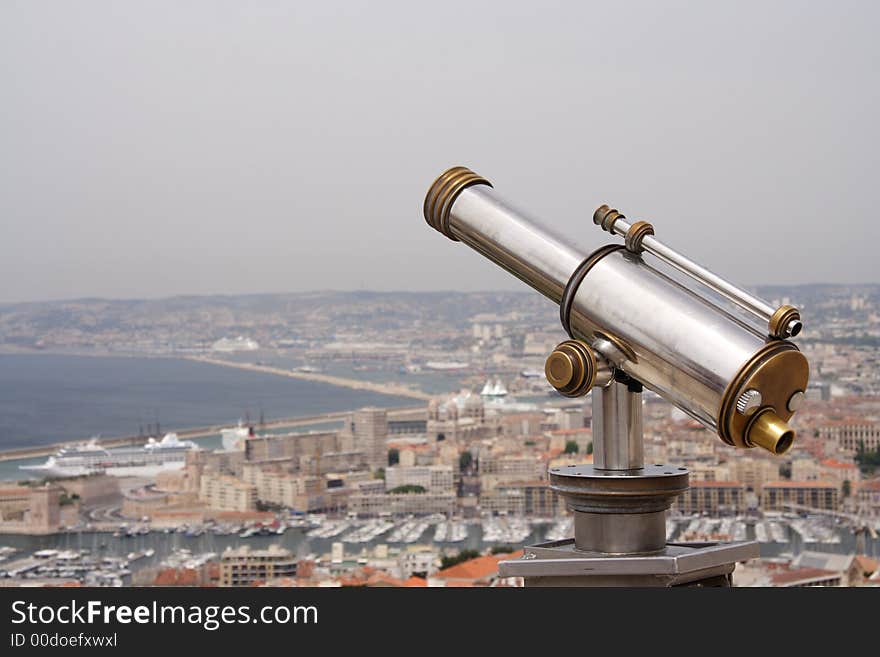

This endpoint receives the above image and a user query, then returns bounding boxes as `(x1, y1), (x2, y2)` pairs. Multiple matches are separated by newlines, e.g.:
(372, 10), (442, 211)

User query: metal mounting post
(499, 375), (759, 586)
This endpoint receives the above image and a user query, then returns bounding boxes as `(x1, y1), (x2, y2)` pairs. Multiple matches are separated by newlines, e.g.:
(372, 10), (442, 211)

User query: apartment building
(762, 481), (839, 511)
(242, 465), (321, 509)
(385, 465), (454, 493)
(728, 457), (780, 492)
(494, 482), (561, 516)
(198, 472), (256, 512)
(348, 491), (455, 516)
(818, 420), (880, 454)
(675, 480), (747, 514)
(219, 545), (297, 586)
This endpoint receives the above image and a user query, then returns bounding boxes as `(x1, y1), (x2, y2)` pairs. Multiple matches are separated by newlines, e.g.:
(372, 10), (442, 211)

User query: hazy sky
(1, 1), (878, 303)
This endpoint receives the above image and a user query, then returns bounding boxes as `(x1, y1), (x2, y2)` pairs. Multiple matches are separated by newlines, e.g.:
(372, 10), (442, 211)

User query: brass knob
(735, 389), (762, 415)
(545, 340), (597, 398)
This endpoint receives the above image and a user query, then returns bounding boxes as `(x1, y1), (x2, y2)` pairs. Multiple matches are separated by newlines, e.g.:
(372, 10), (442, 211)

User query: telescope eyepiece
(746, 408), (795, 455)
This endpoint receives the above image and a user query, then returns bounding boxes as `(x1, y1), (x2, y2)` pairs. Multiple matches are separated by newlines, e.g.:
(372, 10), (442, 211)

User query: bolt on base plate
(499, 539), (759, 587)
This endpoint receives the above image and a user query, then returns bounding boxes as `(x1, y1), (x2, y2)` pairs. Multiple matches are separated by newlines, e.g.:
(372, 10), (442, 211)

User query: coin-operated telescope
(423, 166), (809, 586)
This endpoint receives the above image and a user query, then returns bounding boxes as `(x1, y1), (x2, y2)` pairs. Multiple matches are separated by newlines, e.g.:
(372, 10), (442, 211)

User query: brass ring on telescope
(624, 221), (654, 254)
(424, 166), (468, 231)
(559, 244), (625, 338)
(593, 205), (625, 233)
(423, 166), (492, 241)
(768, 304), (801, 340)
(424, 166), (472, 238)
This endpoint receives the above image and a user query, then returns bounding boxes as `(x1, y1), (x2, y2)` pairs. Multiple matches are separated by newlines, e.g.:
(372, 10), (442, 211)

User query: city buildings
(727, 457), (780, 493)
(735, 552), (879, 587)
(199, 472), (257, 512)
(385, 465), (454, 493)
(857, 478), (880, 514)
(347, 407), (388, 471)
(762, 481), (840, 512)
(819, 420), (880, 454)
(0, 484), (62, 534)
(428, 550), (523, 587)
(348, 491), (456, 516)
(675, 481), (747, 515)
(242, 465), (321, 508)
(219, 545), (297, 586)
(427, 392), (496, 443)
(1, 286), (879, 587)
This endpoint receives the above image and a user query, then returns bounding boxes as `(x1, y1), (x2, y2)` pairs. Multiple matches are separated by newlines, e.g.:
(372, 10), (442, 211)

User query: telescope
(422, 166), (810, 586)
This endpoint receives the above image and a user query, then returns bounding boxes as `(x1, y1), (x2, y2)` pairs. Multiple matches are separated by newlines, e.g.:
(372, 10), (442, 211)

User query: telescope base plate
(498, 539), (759, 587)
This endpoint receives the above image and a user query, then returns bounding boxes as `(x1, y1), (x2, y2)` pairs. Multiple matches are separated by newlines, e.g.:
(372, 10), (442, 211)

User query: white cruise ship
(21, 434), (198, 478)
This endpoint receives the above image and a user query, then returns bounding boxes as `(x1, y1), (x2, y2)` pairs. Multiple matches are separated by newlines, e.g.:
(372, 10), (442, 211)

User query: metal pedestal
(504, 377), (759, 586)
(499, 539), (759, 587)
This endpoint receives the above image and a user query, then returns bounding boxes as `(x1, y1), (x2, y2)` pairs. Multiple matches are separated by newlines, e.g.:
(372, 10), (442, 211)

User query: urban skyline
(0, 283), (878, 587)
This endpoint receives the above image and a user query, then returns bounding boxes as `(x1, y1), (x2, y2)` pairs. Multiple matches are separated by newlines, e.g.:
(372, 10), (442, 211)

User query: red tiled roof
(820, 459), (857, 469)
(853, 555), (879, 575)
(770, 567), (837, 586)
(154, 568), (200, 586)
(435, 551), (523, 582)
(764, 480), (838, 489)
(338, 566), (414, 588)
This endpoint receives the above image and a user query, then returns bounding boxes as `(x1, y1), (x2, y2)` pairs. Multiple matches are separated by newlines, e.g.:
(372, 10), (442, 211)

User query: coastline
(0, 350), (430, 460)
(0, 347), (432, 401)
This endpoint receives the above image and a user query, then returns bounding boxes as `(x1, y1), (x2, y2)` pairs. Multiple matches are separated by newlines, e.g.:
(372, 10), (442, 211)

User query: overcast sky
(1, 1), (877, 303)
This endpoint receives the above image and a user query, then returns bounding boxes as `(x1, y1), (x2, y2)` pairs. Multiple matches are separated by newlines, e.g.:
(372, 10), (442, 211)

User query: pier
(188, 356), (433, 401)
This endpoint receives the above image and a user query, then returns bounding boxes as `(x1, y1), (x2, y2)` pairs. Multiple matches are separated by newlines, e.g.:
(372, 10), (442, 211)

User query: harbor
(2, 512), (877, 586)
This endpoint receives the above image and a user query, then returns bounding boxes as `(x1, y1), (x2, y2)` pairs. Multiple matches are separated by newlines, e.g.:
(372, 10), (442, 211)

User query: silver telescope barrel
(592, 205), (802, 340)
(423, 166), (809, 455)
(422, 166), (584, 303)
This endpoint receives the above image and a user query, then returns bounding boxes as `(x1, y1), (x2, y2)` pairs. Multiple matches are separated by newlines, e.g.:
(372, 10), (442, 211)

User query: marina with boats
(3, 510), (875, 585)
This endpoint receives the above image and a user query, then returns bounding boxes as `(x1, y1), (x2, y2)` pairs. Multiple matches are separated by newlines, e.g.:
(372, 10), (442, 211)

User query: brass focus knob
(545, 340), (597, 398)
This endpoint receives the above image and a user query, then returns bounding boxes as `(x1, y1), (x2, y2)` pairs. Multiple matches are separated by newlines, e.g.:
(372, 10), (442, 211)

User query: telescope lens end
(423, 166), (492, 241)
(747, 409), (795, 455)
